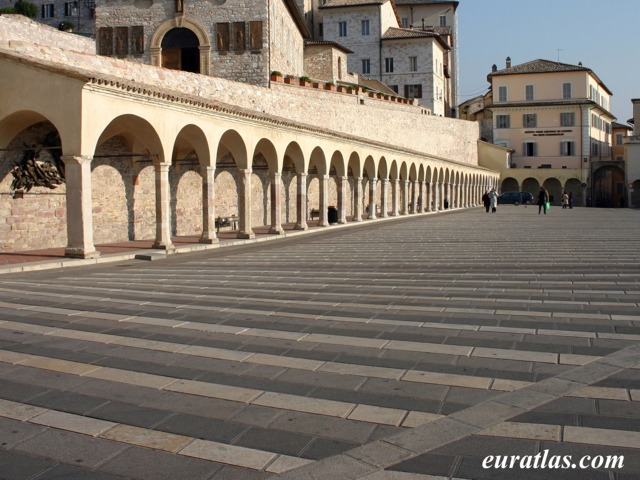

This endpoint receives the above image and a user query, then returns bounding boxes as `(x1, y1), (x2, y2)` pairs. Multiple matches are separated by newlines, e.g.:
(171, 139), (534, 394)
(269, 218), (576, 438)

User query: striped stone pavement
(0, 206), (639, 479)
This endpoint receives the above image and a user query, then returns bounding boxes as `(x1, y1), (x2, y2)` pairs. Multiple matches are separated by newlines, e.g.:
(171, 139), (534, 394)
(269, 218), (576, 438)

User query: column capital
(60, 155), (93, 165)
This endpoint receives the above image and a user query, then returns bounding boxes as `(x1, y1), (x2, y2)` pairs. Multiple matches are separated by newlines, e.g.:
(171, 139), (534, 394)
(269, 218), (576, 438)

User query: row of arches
(1, 109), (498, 257)
(501, 177), (585, 206)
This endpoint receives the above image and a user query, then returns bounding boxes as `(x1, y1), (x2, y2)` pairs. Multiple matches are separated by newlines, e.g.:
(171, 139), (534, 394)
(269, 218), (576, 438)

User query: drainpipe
(379, 12), (383, 82)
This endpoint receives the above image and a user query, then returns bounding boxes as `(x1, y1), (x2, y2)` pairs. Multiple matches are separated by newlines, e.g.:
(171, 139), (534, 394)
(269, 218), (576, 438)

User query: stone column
(319, 174), (329, 227)
(410, 180), (418, 214)
(353, 176), (363, 222)
(199, 165), (218, 244)
(269, 171), (284, 234)
(337, 175), (347, 224)
(418, 181), (426, 213)
(391, 179), (399, 216)
(427, 182), (433, 212)
(295, 172), (308, 230)
(61, 155), (99, 259)
(152, 162), (174, 251)
(237, 168), (255, 239)
(368, 178), (377, 220)
(435, 182), (441, 211)
(401, 180), (409, 215)
(380, 178), (389, 218)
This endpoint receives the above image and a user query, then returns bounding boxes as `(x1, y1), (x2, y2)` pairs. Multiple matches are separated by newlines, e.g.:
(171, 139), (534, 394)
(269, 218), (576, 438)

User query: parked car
(497, 191), (534, 205)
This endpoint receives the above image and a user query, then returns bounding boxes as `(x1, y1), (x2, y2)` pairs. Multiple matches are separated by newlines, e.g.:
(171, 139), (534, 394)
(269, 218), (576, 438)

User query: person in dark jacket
(482, 190), (490, 213)
(537, 187), (549, 214)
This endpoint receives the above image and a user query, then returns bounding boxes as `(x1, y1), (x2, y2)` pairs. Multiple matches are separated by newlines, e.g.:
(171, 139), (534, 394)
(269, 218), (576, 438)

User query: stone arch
(631, 179), (640, 208)
(501, 176), (519, 192)
(542, 178), (563, 205)
(522, 177), (539, 195)
(150, 17), (211, 75)
(592, 165), (625, 208)
(564, 178), (583, 208)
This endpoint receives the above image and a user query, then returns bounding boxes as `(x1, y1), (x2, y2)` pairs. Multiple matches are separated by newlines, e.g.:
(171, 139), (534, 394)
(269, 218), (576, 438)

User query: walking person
(568, 191), (573, 209)
(489, 188), (498, 213)
(562, 191), (569, 209)
(482, 190), (491, 213)
(537, 187), (549, 214)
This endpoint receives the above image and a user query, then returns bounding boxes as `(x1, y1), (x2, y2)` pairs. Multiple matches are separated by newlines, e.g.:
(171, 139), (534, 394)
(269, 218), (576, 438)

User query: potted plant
(324, 81), (336, 91)
(270, 71), (283, 82)
(299, 76), (312, 87)
(284, 75), (295, 85)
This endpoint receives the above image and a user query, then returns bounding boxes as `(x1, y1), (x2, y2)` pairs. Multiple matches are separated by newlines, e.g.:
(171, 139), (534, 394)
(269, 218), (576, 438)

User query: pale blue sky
(457, 0), (639, 123)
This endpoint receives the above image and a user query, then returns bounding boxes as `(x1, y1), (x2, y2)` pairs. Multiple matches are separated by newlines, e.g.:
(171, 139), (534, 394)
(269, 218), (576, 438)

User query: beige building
(485, 57), (617, 206)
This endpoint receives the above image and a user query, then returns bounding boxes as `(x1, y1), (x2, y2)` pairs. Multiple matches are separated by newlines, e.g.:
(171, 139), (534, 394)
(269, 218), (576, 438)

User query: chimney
(492, 64), (497, 73)
(506, 56), (511, 68)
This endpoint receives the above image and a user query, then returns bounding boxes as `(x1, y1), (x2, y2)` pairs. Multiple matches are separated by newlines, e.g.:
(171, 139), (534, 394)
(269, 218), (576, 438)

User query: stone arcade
(0, 15), (498, 257)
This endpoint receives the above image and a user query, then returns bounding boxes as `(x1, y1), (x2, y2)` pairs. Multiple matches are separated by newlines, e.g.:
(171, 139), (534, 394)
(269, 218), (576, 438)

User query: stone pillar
(391, 179), (399, 216)
(417, 181), (425, 213)
(269, 171), (284, 234)
(410, 180), (418, 214)
(353, 176), (363, 222)
(199, 165), (218, 244)
(401, 180), (409, 215)
(319, 174), (329, 227)
(435, 182), (441, 211)
(295, 172), (308, 230)
(337, 175), (347, 224)
(368, 178), (377, 220)
(152, 162), (175, 251)
(237, 168), (255, 239)
(61, 155), (99, 259)
(380, 178), (389, 218)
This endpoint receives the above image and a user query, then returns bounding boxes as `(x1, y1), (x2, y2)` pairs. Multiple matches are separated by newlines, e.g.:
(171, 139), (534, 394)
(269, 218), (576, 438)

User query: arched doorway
(501, 177), (519, 193)
(161, 28), (200, 73)
(593, 165), (625, 208)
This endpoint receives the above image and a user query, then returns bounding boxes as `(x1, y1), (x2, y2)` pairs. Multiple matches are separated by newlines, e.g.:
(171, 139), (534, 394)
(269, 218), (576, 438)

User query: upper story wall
(0, 14), (480, 167)
(270, 0), (305, 77)
(395, 2), (456, 28)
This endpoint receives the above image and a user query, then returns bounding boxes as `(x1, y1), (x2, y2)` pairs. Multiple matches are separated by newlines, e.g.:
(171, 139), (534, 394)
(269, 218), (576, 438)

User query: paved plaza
(0, 206), (640, 480)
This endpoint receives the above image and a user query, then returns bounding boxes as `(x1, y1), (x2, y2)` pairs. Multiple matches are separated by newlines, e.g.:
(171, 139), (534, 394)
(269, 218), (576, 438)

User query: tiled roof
(489, 59), (588, 77)
(382, 27), (450, 49)
(489, 59), (612, 95)
(394, 0), (459, 7)
(321, 0), (387, 7)
(304, 40), (353, 54)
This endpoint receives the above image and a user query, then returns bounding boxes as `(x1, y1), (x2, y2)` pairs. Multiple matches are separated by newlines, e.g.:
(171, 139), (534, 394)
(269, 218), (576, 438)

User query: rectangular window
(361, 19), (370, 35)
(404, 84), (422, 99)
(409, 56), (417, 72)
(498, 86), (507, 102)
(338, 21), (347, 37)
(524, 142), (537, 157)
(64, 1), (74, 16)
(389, 85), (399, 94)
(561, 141), (575, 156)
(616, 133), (624, 145)
(563, 82), (572, 99)
(401, 18), (409, 28)
(525, 85), (534, 101)
(523, 114), (537, 128)
(362, 58), (370, 75)
(385, 57), (394, 73)
(560, 112), (575, 127)
(42, 3), (54, 18)
(439, 15), (446, 26)
(318, 23), (323, 37)
(496, 115), (510, 129)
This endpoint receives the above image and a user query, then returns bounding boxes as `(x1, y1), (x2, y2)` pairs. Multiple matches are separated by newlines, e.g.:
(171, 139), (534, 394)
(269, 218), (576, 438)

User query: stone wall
(0, 14), (94, 53)
(0, 16), (480, 165)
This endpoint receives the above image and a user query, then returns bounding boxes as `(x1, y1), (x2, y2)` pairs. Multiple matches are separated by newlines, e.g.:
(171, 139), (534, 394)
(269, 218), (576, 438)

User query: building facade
(625, 99), (640, 208)
(486, 57), (618, 207)
(319, 0), (457, 116)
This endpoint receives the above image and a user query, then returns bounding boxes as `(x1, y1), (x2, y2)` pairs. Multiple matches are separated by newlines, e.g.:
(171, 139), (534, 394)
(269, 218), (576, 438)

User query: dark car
(497, 191), (534, 206)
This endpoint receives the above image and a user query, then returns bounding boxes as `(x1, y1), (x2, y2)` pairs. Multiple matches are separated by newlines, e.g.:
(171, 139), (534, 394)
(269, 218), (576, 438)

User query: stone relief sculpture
(131, 26), (144, 54)
(216, 23), (229, 51)
(233, 22), (245, 50)
(115, 27), (128, 56)
(98, 27), (113, 56)
(249, 21), (262, 50)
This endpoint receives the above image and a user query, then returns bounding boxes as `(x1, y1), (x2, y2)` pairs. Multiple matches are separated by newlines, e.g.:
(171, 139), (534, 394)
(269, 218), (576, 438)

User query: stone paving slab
(1, 208), (640, 478)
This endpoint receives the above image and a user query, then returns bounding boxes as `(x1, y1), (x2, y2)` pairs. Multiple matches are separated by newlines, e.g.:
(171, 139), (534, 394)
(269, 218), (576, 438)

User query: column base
(152, 242), (176, 252)
(269, 226), (285, 235)
(64, 247), (100, 259)
(237, 231), (255, 239)
(199, 235), (219, 244)
(338, 219), (347, 224)
(294, 223), (308, 231)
